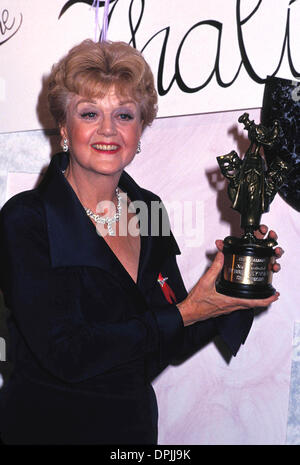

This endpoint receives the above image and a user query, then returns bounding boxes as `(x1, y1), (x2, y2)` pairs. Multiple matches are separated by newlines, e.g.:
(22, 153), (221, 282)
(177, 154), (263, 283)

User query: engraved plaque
(223, 254), (275, 285)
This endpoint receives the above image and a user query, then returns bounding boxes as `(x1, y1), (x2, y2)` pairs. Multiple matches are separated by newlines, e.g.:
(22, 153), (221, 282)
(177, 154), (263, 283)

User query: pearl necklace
(84, 188), (122, 236)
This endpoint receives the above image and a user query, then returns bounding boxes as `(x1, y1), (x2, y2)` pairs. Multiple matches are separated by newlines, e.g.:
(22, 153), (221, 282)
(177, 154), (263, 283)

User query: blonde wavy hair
(48, 39), (158, 130)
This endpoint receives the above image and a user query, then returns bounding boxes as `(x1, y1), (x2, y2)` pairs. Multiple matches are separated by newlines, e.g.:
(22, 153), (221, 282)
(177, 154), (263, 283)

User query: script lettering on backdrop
(60, 0), (300, 97)
(0, 7), (22, 46)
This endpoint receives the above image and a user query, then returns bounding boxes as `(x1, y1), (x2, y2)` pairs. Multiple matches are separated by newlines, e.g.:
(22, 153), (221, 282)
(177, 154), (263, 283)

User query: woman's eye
(118, 113), (134, 121)
(80, 112), (97, 119)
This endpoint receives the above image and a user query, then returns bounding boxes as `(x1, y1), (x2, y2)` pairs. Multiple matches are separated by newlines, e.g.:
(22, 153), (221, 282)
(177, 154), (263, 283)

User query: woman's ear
(59, 124), (67, 141)
(59, 125), (69, 152)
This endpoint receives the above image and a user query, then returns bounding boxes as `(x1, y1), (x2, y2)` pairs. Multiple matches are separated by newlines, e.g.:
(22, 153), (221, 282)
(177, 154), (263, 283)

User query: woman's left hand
(215, 224), (284, 273)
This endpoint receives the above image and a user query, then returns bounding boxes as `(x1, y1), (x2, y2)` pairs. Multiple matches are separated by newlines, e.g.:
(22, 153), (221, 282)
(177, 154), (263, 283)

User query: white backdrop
(1, 0), (300, 132)
(0, 0), (300, 445)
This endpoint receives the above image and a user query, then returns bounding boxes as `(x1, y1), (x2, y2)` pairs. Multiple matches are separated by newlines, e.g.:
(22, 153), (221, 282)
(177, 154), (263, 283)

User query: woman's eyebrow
(73, 98), (137, 111)
(75, 98), (98, 109)
(118, 99), (137, 107)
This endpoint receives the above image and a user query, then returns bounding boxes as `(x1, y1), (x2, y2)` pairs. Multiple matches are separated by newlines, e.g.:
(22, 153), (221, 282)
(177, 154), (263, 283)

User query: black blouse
(0, 152), (253, 444)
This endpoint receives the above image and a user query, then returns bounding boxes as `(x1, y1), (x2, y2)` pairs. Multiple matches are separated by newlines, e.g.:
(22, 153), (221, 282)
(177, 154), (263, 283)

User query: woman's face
(60, 87), (143, 178)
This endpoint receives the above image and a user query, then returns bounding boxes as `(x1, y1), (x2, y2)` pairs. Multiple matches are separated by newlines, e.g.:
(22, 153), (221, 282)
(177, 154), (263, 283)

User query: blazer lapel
(119, 172), (181, 292)
(38, 153), (125, 281)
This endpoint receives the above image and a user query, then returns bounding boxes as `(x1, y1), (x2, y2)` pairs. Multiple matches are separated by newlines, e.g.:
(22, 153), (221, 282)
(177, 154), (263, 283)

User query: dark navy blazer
(0, 152), (253, 444)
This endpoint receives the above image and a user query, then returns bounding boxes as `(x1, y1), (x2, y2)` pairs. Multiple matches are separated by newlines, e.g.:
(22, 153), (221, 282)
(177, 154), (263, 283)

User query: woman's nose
(97, 115), (117, 136)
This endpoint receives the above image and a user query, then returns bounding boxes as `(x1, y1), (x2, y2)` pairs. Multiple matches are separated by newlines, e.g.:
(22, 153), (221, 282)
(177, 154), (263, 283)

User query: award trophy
(216, 113), (289, 299)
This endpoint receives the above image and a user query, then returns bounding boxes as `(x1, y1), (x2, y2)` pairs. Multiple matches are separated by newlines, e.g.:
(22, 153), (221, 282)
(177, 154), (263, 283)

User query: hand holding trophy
(216, 113), (290, 299)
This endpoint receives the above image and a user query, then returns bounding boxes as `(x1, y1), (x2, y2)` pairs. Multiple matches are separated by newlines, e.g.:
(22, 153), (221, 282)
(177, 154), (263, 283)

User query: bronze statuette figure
(216, 113), (289, 299)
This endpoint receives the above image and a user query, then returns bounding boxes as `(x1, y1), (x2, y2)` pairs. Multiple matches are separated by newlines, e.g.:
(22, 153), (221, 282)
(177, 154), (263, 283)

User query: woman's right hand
(176, 251), (280, 327)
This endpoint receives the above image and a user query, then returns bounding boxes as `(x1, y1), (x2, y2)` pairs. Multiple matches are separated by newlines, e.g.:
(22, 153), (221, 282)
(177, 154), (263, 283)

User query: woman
(0, 40), (282, 444)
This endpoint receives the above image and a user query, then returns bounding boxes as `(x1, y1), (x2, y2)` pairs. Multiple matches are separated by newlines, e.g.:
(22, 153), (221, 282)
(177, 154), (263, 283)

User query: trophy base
(216, 280), (276, 299)
(216, 239), (276, 300)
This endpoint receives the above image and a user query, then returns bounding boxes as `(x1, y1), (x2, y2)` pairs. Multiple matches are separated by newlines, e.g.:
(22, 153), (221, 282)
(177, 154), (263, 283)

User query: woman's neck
(64, 161), (122, 212)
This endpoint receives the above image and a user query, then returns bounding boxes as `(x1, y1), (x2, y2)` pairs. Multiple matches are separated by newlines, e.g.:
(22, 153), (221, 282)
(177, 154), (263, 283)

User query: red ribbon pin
(157, 273), (177, 304)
